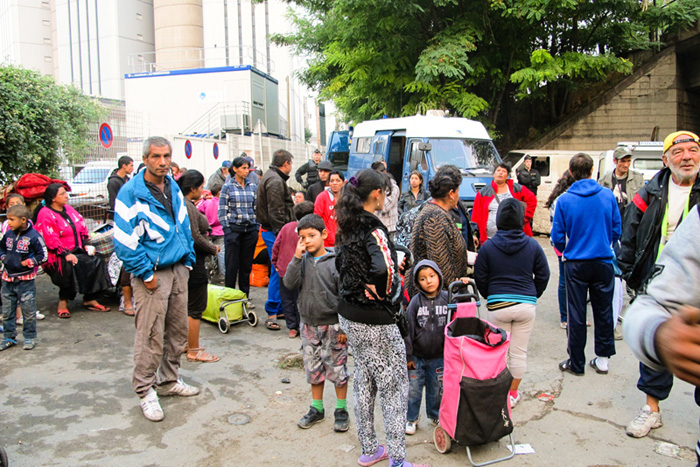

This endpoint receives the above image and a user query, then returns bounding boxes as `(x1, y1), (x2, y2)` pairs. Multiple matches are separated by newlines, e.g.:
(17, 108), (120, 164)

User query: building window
(44, 56), (52, 62)
(43, 38), (51, 45)
(137, 34), (144, 41)
(136, 13), (143, 20)
(41, 1), (50, 8)
(42, 20), (50, 27)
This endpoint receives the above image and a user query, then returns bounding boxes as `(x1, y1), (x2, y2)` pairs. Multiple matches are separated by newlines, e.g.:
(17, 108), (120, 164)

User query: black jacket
(618, 167), (700, 291)
(306, 181), (327, 203)
(517, 168), (541, 196)
(295, 160), (320, 188)
(0, 221), (48, 277)
(107, 170), (129, 219)
(405, 259), (449, 359)
(256, 165), (295, 234)
(336, 212), (399, 325)
(398, 188), (428, 214)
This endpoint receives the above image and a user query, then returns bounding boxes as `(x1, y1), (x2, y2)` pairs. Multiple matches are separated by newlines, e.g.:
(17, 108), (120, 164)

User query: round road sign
(99, 123), (113, 149)
(213, 143), (219, 159)
(185, 140), (192, 159)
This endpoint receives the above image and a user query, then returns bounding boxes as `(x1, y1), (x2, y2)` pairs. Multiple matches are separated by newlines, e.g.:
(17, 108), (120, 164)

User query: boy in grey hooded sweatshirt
(283, 214), (349, 433)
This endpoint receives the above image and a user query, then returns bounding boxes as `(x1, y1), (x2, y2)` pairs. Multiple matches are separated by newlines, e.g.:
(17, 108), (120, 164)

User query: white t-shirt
(666, 178), (692, 239)
(486, 192), (513, 238)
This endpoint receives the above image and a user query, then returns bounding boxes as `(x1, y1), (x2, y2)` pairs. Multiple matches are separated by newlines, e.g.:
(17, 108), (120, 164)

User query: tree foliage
(274, 0), (700, 142)
(0, 64), (104, 183)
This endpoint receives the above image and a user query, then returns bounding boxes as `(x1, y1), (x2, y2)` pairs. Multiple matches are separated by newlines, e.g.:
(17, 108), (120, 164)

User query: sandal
(265, 319), (281, 331)
(186, 348), (220, 363)
(289, 329), (299, 339)
(122, 308), (135, 316)
(83, 303), (110, 312)
(58, 308), (71, 319)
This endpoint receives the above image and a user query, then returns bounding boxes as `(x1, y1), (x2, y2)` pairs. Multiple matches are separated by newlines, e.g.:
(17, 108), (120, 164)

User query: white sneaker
(405, 421), (417, 435)
(36, 312), (45, 320)
(157, 378), (200, 397)
(140, 388), (164, 422)
(626, 405), (662, 438)
(510, 392), (521, 409)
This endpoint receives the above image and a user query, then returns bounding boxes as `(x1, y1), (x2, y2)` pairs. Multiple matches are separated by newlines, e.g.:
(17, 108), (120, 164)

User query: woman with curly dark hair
(405, 164), (469, 298)
(335, 169), (429, 467)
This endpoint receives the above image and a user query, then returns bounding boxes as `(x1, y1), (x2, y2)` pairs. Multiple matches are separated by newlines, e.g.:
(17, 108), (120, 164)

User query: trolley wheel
(218, 317), (230, 334)
(0, 446), (8, 467)
(247, 311), (258, 327)
(433, 425), (452, 454)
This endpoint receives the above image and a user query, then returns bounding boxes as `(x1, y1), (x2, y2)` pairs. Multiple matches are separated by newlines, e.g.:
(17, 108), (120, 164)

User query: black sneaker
(297, 406), (324, 429)
(334, 408), (349, 432)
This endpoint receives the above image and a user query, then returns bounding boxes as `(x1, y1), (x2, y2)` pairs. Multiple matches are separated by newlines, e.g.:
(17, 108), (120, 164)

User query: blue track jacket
(551, 178), (621, 262)
(113, 171), (195, 280)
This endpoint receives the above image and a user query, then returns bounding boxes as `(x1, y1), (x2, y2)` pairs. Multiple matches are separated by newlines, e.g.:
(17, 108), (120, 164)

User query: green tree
(0, 64), (103, 183)
(275, 0), (700, 141)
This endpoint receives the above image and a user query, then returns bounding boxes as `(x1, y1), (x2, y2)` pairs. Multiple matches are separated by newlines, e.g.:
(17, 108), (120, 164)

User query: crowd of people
(1, 130), (699, 466)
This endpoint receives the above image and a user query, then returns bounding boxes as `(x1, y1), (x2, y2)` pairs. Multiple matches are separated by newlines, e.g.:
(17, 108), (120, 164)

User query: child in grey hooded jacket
(283, 214), (349, 433)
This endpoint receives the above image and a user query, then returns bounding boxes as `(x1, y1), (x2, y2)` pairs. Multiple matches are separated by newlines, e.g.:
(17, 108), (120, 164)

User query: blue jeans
(261, 230), (282, 316)
(558, 256), (567, 323)
(2, 279), (37, 341)
(279, 279), (300, 331)
(637, 362), (673, 401)
(407, 356), (443, 422)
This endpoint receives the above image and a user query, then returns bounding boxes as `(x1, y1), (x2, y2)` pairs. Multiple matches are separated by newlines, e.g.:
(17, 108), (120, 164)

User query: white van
(68, 161), (115, 207)
(504, 150), (599, 234)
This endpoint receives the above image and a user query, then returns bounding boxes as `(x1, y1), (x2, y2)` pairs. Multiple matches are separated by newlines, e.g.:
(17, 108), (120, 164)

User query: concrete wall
(536, 48), (681, 152)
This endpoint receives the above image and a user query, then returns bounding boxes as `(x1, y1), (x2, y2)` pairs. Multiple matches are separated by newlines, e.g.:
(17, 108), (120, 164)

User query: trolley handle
(447, 280), (479, 303)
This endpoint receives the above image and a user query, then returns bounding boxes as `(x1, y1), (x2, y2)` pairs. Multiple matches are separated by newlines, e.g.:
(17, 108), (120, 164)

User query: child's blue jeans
(2, 279), (37, 341)
(407, 356), (444, 422)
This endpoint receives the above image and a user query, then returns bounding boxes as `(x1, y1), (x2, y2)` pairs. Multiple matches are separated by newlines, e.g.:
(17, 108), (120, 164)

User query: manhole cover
(227, 413), (250, 425)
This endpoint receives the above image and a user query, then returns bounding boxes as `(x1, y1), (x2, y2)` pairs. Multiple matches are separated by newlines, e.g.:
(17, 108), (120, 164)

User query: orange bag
(250, 264), (270, 287)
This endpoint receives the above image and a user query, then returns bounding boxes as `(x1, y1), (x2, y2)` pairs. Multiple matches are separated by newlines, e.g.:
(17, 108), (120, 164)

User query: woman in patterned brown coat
(406, 165), (469, 298)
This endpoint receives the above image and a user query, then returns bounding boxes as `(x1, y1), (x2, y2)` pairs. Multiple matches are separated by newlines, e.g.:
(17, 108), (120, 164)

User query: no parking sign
(99, 123), (113, 149)
(185, 140), (192, 159)
(213, 143), (219, 159)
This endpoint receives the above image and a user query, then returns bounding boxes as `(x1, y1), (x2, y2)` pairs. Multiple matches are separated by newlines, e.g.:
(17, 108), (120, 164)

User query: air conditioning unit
(221, 114), (250, 133)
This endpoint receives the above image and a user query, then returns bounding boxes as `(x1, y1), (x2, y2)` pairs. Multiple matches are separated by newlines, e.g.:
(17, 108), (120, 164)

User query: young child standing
(0, 204), (48, 350)
(404, 259), (450, 435)
(283, 214), (350, 433)
(272, 201), (315, 338)
(1, 194), (46, 323)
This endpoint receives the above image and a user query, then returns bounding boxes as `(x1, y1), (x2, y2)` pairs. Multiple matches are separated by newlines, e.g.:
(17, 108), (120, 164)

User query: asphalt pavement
(0, 237), (697, 466)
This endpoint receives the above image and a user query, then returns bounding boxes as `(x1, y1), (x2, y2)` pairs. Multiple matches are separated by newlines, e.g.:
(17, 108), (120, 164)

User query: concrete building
(0, 0), (54, 76)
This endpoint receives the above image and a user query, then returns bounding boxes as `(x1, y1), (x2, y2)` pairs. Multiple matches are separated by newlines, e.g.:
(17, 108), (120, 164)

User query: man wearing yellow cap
(619, 130), (700, 439)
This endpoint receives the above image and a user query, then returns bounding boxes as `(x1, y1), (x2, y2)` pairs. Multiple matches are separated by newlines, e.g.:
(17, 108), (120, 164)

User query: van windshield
(73, 168), (110, 184)
(429, 139), (499, 173)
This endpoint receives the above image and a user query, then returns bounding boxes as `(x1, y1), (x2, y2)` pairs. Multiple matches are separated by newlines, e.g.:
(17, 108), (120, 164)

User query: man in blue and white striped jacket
(114, 136), (197, 422)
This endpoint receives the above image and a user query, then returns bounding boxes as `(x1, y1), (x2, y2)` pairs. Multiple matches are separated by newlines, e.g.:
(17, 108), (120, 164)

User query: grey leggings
(339, 316), (409, 461)
(486, 303), (536, 380)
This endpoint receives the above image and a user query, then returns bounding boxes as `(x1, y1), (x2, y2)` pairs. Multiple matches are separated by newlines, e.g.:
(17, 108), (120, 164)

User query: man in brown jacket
(256, 149), (295, 330)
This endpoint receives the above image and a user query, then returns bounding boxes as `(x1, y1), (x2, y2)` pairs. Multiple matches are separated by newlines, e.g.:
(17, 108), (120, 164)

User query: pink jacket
(271, 221), (298, 278)
(35, 205), (89, 268)
(197, 197), (224, 237)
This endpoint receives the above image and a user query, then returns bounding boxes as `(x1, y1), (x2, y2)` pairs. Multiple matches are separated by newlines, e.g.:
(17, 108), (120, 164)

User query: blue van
(343, 115), (501, 207)
(324, 130), (351, 173)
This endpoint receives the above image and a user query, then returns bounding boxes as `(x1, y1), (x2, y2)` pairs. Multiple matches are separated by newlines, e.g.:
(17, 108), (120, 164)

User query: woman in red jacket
(471, 162), (537, 245)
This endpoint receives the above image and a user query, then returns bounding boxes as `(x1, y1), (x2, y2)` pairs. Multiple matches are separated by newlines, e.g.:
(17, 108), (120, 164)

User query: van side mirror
(418, 142), (432, 152)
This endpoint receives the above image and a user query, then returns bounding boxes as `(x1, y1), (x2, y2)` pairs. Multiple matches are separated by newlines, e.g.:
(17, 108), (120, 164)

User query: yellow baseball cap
(663, 131), (700, 153)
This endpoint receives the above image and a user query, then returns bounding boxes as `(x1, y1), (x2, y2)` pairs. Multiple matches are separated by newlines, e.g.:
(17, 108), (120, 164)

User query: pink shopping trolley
(434, 281), (515, 466)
